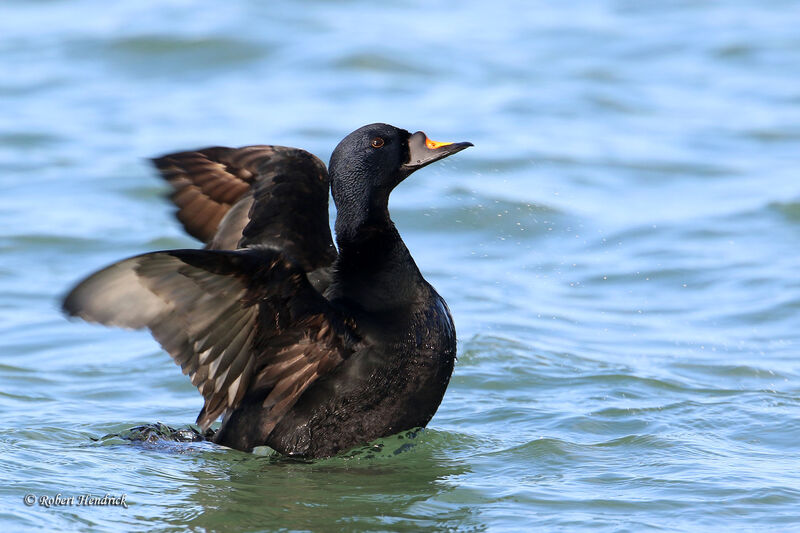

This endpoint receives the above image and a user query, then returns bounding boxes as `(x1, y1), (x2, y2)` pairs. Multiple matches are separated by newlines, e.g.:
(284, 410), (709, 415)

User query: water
(2, 0), (799, 530)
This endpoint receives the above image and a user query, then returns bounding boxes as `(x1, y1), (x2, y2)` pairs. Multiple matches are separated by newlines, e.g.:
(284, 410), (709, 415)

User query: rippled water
(2, 0), (800, 530)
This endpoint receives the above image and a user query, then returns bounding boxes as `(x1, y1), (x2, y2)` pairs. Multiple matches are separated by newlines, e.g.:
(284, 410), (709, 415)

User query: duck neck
(333, 209), (426, 311)
(333, 190), (390, 245)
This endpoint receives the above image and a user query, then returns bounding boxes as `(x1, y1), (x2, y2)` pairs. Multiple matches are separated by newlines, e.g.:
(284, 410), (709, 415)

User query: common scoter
(63, 123), (472, 457)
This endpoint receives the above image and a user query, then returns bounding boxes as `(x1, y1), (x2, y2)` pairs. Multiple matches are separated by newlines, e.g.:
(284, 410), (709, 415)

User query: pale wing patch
(63, 256), (171, 328)
(207, 195), (254, 250)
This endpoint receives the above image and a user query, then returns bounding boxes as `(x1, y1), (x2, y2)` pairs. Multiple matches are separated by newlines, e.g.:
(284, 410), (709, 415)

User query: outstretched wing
(152, 146), (337, 271)
(62, 247), (356, 434)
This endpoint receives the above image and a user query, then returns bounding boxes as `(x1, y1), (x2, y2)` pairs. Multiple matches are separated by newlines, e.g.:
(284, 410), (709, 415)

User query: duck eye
(370, 137), (385, 148)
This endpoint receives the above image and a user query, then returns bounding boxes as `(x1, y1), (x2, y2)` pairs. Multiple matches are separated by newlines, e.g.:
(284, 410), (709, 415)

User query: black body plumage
(62, 123), (472, 457)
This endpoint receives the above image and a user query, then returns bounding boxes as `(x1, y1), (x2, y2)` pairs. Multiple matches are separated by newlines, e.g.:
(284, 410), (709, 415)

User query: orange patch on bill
(425, 138), (453, 150)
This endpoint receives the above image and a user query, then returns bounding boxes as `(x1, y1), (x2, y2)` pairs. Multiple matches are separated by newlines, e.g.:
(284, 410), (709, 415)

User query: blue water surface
(1, 1), (799, 531)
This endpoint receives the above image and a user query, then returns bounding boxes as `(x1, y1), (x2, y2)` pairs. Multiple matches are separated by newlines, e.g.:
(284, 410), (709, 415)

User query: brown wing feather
(62, 247), (355, 432)
(152, 148), (261, 242)
(151, 146), (337, 272)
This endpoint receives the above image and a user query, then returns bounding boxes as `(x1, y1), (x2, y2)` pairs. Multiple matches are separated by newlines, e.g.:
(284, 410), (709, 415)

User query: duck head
(329, 123), (472, 239)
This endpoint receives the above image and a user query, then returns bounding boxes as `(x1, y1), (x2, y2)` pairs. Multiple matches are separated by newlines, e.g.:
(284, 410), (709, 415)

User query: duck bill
(402, 131), (473, 174)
